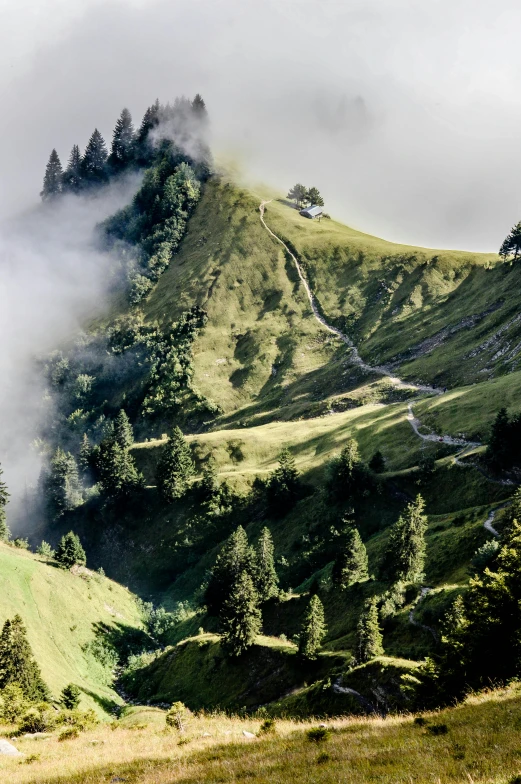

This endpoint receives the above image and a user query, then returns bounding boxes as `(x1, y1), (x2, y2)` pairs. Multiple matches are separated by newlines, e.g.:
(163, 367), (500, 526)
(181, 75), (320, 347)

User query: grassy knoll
(3, 683), (521, 783)
(0, 543), (143, 713)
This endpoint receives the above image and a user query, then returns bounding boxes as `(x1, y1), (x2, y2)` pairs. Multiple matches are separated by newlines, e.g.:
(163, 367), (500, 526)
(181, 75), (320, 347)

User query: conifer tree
(357, 596), (384, 662)
(96, 438), (143, 497)
(381, 495), (428, 583)
(287, 183), (308, 207)
(369, 450), (385, 474)
(62, 145), (83, 193)
(44, 447), (83, 519)
(81, 129), (108, 185)
(0, 615), (48, 700)
(113, 409), (134, 450)
(0, 463), (10, 542)
(156, 426), (195, 503)
(219, 571), (261, 657)
(78, 433), (92, 476)
(298, 594), (326, 660)
(61, 683), (81, 709)
(499, 221), (521, 261)
(255, 527), (279, 602)
(332, 524), (368, 589)
(108, 108), (135, 172)
(135, 99), (161, 165)
(55, 531), (86, 569)
(41, 149), (63, 200)
(487, 407), (511, 469)
(205, 526), (257, 616)
(327, 438), (369, 502)
(267, 448), (301, 516)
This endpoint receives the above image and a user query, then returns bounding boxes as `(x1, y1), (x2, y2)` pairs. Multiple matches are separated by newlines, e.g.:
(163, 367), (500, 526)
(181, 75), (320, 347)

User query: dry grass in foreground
(3, 686), (521, 784)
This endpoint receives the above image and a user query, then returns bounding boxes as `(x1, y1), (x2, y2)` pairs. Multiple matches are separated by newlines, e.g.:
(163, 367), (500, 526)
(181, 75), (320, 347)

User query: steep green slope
(0, 543), (143, 713)
(265, 198), (520, 387)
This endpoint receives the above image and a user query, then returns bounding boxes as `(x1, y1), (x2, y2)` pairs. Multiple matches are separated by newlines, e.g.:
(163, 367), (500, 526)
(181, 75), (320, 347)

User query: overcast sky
(2, 0), (521, 248)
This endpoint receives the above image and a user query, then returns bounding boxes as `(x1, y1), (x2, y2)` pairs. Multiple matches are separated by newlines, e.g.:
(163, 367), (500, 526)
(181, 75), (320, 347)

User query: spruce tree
(156, 426), (195, 503)
(220, 571), (261, 657)
(332, 524), (368, 589)
(96, 438), (143, 497)
(369, 450), (385, 474)
(205, 526), (257, 616)
(55, 531), (86, 569)
(266, 448), (301, 516)
(81, 129), (108, 185)
(255, 527), (279, 602)
(381, 495), (428, 583)
(62, 145), (83, 193)
(298, 594), (326, 660)
(114, 409), (134, 450)
(0, 615), (48, 701)
(327, 438), (369, 502)
(487, 407), (511, 469)
(61, 683), (81, 709)
(41, 149), (63, 200)
(44, 448), (83, 519)
(108, 108), (135, 172)
(357, 597), (384, 662)
(78, 433), (92, 476)
(135, 99), (161, 165)
(0, 463), (10, 542)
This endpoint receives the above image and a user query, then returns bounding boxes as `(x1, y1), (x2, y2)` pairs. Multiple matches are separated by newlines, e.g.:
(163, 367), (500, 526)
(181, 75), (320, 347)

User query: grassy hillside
(0, 543), (143, 713)
(2, 683), (521, 783)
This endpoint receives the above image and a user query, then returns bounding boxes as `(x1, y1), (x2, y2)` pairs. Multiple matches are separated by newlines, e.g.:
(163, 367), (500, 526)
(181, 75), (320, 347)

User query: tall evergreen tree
(357, 597), (384, 662)
(499, 221), (521, 261)
(326, 438), (369, 502)
(255, 527), (279, 602)
(135, 99), (161, 165)
(205, 526), (257, 616)
(219, 571), (261, 657)
(266, 448), (301, 517)
(78, 433), (92, 476)
(332, 524), (368, 589)
(381, 495), (428, 583)
(0, 463), (10, 542)
(54, 531), (86, 569)
(487, 407), (511, 469)
(298, 594), (326, 660)
(156, 426), (195, 502)
(369, 450), (385, 474)
(0, 615), (48, 701)
(43, 448), (83, 519)
(41, 149), (63, 200)
(113, 409), (134, 450)
(108, 108), (135, 172)
(62, 145), (83, 193)
(81, 129), (108, 185)
(96, 438), (143, 497)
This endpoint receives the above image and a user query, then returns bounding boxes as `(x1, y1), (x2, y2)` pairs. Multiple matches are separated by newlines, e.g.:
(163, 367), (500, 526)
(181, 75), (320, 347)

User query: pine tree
(267, 448), (301, 516)
(78, 433), (92, 476)
(298, 594), (326, 660)
(381, 495), (428, 583)
(306, 187), (324, 207)
(61, 683), (81, 709)
(255, 527), (279, 602)
(156, 426), (195, 503)
(62, 145), (82, 193)
(135, 99), (161, 165)
(205, 526), (257, 616)
(96, 438), (143, 497)
(220, 571), (261, 657)
(357, 597), (384, 662)
(0, 615), (48, 701)
(487, 407), (511, 469)
(43, 448), (83, 519)
(192, 93), (208, 119)
(327, 438), (369, 502)
(499, 221), (521, 261)
(108, 108), (135, 172)
(81, 129), (108, 185)
(332, 524), (368, 589)
(0, 463), (10, 542)
(369, 450), (385, 474)
(55, 531), (86, 569)
(287, 183), (308, 207)
(113, 410), (134, 450)
(41, 149), (63, 200)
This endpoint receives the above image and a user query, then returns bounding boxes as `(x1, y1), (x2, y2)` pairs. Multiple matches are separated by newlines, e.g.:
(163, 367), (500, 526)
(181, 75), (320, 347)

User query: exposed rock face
(0, 739), (22, 756)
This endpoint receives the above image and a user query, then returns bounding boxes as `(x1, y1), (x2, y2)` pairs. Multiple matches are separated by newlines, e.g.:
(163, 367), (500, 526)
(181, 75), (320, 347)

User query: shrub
(59, 727), (80, 741)
(307, 727), (330, 743)
(258, 718), (276, 735)
(36, 541), (54, 558)
(427, 723), (448, 735)
(166, 701), (191, 733)
(18, 703), (57, 734)
(0, 683), (27, 724)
